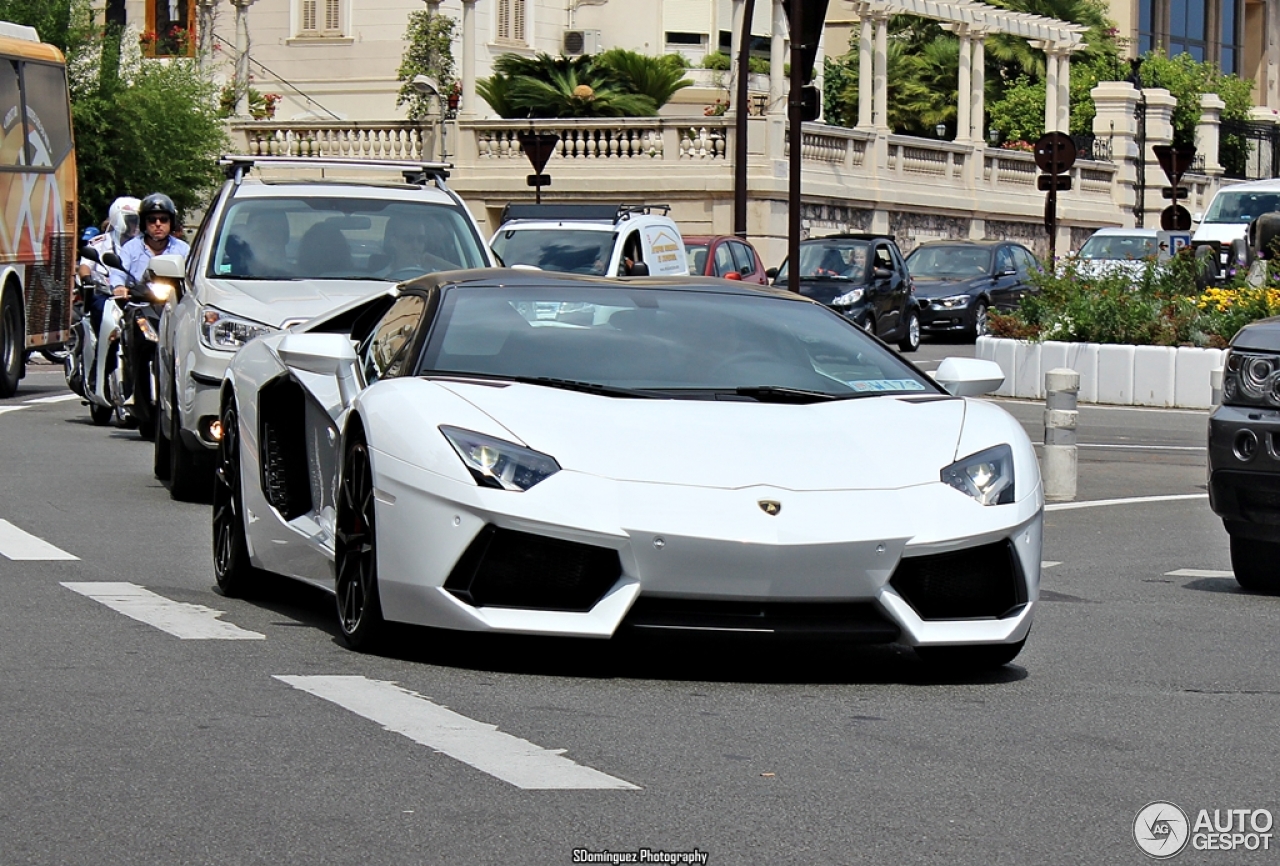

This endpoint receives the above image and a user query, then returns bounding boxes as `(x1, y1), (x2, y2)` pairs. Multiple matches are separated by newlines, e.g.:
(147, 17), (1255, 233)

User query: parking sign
(1156, 230), (1191, 261)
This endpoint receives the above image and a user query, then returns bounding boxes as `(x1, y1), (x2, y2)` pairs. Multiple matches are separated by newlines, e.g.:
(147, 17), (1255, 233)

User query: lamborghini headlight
(200, 309), (275, 351)
(1223, 350), (1280, 408)
(941, 444), (1015, 505)
(832, 287), (864, 307)
(440, 426), (560, 491)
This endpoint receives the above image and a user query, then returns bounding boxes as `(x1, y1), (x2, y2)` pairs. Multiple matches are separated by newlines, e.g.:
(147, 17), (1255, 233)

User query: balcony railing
(231, 120), (433, 160)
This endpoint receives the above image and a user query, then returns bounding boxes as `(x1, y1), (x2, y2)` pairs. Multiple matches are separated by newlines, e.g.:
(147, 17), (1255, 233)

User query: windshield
(775, 240), (872, 282)
(906, 245), (993, 278)
(1203, 190), (1280, 224)
(1077, 234), (1159, 260)
(685, 243), (709, 274)
(208, 197), (488, 281)
(418, 285), (937, 398)
(490, 227), (615, 275)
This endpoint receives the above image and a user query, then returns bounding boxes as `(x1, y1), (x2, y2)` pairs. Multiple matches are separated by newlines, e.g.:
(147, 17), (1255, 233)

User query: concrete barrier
(976, 337), (1224, 409)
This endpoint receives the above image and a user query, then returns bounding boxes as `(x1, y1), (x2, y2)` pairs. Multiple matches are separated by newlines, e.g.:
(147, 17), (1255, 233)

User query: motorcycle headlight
(440, 426), (560, 492)
(933, 294), (971, 308)
(199, 309), (275, 351)
(941, 444), (1015, 505)
(832, 287), (864, 307)
(1223, 350), (1280, 408)
(146, 278), (175, 304)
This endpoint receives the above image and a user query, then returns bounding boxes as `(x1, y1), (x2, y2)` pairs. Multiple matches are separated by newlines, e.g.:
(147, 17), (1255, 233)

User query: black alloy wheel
(335, 430), (386, 651)
(971, 301), (990, 340)
(212, 400), (255, 596)
(167, 380), (211, 502)
(0, 286), (23, 398)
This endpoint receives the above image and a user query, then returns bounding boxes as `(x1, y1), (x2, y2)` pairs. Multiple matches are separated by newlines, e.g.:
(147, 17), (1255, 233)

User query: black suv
(906, 239), (1041, 340)
(1209, 317), (1280, 592)
(769, 234), (920, 352)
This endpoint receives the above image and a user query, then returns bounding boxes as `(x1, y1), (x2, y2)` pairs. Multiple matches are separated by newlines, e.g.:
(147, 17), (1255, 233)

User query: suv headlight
(200, 309), (275, 351)
(1223, 349), (1280, 408)
(832, 287), (864, 307)
(440, 426), (560, 491)
(942, 444), (1015, 505)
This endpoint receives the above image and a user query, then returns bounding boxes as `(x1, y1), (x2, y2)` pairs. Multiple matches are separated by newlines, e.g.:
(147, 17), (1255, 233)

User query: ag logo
(1134, 801), (1189, 859)
(758, 500), (781, 516)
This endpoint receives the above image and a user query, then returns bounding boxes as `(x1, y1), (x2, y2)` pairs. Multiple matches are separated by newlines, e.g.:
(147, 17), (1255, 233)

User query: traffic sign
(1161, 186), (1189, 200)
(516, 131), (560, 175)
(1156, 230), (1191, 261)
(1033, 132), (1077, 175)
(1153, 144), (1196, 186)
(1160, 204), (1192, 231)
(1037, 174), (1072, 191)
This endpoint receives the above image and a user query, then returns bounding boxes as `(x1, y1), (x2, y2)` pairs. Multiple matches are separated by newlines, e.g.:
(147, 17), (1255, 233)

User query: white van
(1191, 178), (1280, 277)
(490, 203), (690, 277)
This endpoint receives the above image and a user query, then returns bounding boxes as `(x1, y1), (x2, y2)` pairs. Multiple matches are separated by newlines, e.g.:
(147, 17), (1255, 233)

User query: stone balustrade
(232, 120), (433, 161)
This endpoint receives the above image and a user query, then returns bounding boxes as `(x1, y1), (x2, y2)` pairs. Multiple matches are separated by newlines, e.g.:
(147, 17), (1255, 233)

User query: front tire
(212, 399), (255, 597)
(970, 301), (990, 340)
(335, 429), (386, 651)
(0, 284), (23, 398)
(897, 309), (920, 352)
(1229, 535), (1280, 592)
(167, 381), (211, 502)
(916, 638), (1026, 670)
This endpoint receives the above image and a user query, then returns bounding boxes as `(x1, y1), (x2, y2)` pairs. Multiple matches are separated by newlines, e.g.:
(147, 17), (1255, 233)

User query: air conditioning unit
(562, 29), (602, 56)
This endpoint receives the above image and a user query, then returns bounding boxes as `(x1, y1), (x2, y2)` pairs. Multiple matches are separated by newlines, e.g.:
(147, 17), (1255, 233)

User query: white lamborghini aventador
(214, 269), (1043, 667)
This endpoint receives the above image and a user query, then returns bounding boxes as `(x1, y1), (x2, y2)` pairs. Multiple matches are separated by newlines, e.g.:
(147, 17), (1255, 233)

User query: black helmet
(138, 192), (178, 225)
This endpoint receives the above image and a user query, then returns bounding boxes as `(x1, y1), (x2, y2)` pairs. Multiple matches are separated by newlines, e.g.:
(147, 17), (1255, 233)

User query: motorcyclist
(81, 196), (140, 335)
(117, 193), (190, 287)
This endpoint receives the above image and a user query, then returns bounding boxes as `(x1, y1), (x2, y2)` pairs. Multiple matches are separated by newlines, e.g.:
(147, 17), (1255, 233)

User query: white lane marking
(0, 520), (78, 560)
(23, 393), (79, 404)
(1046, 493), (1207, 512)
(1166, 568), (1234, 578)
(61, 582), (265, 640)
(275, 675), (640, 791)
(1041, 561), (1062, 569)
(1031, 442), (1206, 452)
(0, 406), (27, 416)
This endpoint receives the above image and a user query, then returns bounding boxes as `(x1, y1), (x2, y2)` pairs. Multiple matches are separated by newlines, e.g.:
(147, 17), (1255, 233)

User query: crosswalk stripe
(61, 582), (265, 640)
(275, 675), (640, 791)
(1165, 568), (1234, 578)
(0, 520), (78, 560)
(23, 393), (80, 404)
(0, 406), (27, 416)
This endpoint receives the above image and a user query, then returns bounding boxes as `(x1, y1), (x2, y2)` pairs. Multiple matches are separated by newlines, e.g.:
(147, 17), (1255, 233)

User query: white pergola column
(769, 0), (786, 115)
(1056, 51), (1071, 133)
(1043, 46), (1059, 132)
(460, 0), (477, 117)
(969, 33), (985, 141)
(857, 14), (873, 128)
(873, 13), (888, 132)
(956, 27), (971, 142)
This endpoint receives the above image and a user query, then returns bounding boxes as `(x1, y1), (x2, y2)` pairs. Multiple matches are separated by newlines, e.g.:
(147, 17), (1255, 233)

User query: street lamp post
(936, 122), (947, 139)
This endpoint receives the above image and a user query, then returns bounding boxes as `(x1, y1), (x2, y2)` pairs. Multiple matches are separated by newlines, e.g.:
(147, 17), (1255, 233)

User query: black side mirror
(873, 267), (893, 281)
(102, 252), (124, 270)
(766, 267), (779, 280)
(627, 260), (650, 277)
(79, 245), (100, 264)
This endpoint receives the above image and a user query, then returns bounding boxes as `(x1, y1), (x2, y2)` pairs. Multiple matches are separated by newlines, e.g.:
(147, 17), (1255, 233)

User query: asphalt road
(3, 359), (1275, 866)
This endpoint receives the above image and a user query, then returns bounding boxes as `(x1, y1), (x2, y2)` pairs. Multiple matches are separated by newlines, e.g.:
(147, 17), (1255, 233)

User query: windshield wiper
(428, 372), (652, 398)
(734, 386), (841, 403)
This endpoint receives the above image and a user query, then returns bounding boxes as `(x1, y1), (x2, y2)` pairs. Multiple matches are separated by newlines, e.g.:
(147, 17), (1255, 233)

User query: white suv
(489, 203), (689, 277)
(1191, 178), (1280, 279)
(155, 156), (493, 500)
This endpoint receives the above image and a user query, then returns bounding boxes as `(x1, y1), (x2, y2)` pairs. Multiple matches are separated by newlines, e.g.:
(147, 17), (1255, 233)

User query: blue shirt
(118, 234), (190, 286)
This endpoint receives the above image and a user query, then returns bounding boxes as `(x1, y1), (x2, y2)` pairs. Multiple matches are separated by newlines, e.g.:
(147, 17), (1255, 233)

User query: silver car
(154, 156), (493, 500)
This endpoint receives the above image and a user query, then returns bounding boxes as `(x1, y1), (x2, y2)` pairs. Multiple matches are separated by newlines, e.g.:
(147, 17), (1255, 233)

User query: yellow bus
(0, 21), (76, 397)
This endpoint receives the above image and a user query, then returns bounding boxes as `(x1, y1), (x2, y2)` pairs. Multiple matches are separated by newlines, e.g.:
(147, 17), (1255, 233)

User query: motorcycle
(100, 250), (180, 441)
(71, 247), (131, 426)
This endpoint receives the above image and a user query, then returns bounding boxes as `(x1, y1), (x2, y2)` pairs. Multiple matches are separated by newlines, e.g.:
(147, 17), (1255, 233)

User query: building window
(496, 0), (526, 45)
(143, 0), (195, 57)
(1137, 0), (1242, 72)
(300, 0), (344, 37)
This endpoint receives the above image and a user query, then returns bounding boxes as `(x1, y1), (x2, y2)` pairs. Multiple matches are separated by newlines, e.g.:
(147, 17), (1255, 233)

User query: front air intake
(444, 526), (621, 611)
(889, 540), (1026, 620)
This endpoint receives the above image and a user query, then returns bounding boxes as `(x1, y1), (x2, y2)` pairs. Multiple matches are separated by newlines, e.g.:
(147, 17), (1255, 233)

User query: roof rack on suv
(499, 202), (671, 226)
(218, 155), (452, 186)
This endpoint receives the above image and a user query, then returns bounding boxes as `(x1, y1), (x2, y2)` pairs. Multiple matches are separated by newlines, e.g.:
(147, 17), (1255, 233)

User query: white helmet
(108, 196), (141, 245)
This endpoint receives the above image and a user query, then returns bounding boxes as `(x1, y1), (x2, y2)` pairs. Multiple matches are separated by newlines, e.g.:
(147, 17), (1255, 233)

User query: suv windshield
(490, 227), (615, 275)
(906, 245), (993, 278)
(1077, 234), (1158, 260)
(1203, 190), (1280, 224)
(419, 285), (936, 397)
(208, 197), (488, 281)
(776, 240), (872, 282)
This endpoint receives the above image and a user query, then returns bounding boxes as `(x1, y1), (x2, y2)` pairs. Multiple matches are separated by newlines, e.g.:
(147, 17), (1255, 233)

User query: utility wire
(212, 32), (343, 121)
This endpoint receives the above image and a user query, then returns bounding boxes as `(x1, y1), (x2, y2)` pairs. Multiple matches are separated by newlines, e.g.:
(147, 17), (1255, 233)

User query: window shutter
(324, 0), (340, 32)
(513, 0), (525, 42)
(301, 0), (316, 32)
(497, 0), (509, 39)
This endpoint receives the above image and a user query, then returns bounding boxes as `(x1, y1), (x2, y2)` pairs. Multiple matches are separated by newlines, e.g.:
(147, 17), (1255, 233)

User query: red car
(684, 235), (769, 284)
